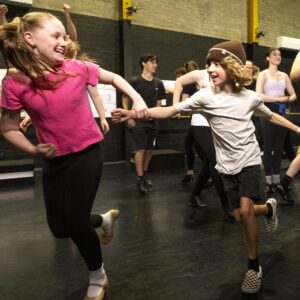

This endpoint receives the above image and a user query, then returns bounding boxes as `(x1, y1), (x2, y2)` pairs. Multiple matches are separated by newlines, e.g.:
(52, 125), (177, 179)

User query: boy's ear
(23, 31), (36, 48)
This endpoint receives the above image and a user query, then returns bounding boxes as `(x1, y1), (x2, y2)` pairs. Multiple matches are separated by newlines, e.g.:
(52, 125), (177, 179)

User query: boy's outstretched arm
(268, 112), (300, 134)
(111, 106), (178, 123)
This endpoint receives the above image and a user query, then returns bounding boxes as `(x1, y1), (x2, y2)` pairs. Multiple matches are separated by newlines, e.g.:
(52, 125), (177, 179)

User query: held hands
(35, 143), (56, 158)
(132, 100), (149, 118)
(111, 108), (134, 123)
(126, 119), (136, 127)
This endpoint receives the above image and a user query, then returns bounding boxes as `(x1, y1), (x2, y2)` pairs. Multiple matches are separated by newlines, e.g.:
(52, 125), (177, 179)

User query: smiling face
(24, 17), (67, 67)
(266, 49), (281, 66)
(207, 61), (229, 88)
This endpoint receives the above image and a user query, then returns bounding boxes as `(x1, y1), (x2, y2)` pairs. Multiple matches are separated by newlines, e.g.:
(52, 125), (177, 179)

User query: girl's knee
(49, 227), (69, 239)
(47, 221), (70, 238)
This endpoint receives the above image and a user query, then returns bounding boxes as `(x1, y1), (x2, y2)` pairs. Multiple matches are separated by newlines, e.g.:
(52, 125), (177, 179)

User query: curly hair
(218, 57), (251, 92)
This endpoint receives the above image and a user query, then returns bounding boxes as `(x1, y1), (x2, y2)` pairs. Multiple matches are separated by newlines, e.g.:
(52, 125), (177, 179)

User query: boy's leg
(239, 197), (263, 294)
(239, 197), (258, 260)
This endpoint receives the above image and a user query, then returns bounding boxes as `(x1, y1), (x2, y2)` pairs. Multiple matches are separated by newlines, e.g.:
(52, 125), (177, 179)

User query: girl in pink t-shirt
(0, 12), (147, 300)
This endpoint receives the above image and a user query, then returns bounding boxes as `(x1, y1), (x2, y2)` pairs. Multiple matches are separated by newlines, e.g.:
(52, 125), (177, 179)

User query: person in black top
(122, 54), (166, 193)
(180, 60), (199, 185)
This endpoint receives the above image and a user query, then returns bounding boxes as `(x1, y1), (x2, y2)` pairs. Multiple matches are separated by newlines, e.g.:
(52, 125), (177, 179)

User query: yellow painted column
(122, 0), (133, 21)
(248, 0), (259, 43)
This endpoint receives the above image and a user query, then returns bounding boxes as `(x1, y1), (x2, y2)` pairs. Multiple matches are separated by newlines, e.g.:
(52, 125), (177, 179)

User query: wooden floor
(1, 161), (300, 300)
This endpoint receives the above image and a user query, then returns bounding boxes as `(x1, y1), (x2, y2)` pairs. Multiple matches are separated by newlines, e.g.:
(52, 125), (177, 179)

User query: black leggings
(261, 118), (287, 176)
(191, 126), (228, 206)
(42, 142), (103, 271)
(184, 126), (196, 170)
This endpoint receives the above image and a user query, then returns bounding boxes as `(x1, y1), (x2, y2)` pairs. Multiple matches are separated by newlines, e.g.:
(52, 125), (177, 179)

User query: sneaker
(264, 198), (278, 232)
(143, 172), (153, 188)
(241, 266), (263, 294)
(189, 195), (207, 208)
(275, 184), (294, 204)
(101, 209), (120, 245)
(181, 174), (194, 185)
(264, 183), (274, 197)
(137, 177), (149, 193)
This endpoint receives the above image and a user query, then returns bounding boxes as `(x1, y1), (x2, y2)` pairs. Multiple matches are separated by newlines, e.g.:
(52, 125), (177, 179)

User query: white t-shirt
(175, 86), (273, 175)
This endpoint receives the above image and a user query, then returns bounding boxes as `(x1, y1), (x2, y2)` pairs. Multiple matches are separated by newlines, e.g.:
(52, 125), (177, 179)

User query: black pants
(42, 142), (103, 271)
(191, 126), (228, 206)
(184, 126), (197, 170)
(261, 118), (287, 176)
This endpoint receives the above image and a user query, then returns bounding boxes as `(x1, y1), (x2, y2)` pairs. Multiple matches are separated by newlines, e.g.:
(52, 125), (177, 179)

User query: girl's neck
(268, 64), (278, 75)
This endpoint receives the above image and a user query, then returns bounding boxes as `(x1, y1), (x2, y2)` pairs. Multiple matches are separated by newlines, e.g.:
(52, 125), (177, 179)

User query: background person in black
(180, 60), (200, 185)
(122, 54), (166, 193)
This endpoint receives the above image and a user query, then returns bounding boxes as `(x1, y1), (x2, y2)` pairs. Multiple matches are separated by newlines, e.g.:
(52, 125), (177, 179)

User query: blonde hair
(0, 12), (66, 88)
(65, 36), (96, 63)
(219, 56), (251, 92)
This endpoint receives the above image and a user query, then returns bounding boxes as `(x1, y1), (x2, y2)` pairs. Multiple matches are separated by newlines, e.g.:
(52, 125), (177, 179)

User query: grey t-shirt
(175, 86), (272, 175)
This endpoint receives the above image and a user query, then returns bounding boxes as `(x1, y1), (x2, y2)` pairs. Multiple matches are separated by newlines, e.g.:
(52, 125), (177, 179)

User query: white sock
(266, 176), (272, 185)
(87, 265), (106, 298)
(272, 174), (280, 184)
(100, 212), (112, 231)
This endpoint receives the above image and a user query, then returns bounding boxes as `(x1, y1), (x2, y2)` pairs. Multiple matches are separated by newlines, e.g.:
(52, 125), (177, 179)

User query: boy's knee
(239, 207), (255, 222)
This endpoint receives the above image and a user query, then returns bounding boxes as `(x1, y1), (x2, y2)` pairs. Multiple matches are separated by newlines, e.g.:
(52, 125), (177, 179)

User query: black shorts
(129, 126), (157, 150)
(220, 165), (263, 210)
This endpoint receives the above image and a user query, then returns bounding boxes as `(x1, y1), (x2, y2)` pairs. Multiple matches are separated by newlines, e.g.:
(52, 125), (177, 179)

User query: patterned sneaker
(100, 209), (120, 245)
(241, 266), (263, 294)
(264, 198), (278, 232)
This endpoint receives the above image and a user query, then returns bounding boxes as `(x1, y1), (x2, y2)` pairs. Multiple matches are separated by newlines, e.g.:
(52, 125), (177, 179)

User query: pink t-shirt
(1, 59), (104, 156)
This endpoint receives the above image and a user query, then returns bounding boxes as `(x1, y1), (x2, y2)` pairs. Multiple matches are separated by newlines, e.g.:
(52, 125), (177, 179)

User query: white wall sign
(89, 84), (116, 118)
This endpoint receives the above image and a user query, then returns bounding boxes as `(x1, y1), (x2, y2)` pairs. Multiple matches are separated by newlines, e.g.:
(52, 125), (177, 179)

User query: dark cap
(207, 40), (246, 66)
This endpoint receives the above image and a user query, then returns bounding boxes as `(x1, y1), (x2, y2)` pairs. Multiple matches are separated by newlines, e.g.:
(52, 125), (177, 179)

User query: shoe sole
(241, 286), (261, 294)
(101, 210), (120, 245)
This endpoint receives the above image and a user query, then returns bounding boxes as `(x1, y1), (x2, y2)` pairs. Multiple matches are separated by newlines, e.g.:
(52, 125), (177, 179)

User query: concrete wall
(32, 0), (300, 47)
